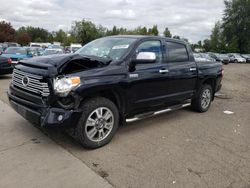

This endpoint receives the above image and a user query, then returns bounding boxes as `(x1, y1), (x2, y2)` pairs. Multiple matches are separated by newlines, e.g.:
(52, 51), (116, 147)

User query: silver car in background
(228, 53), (246, 63)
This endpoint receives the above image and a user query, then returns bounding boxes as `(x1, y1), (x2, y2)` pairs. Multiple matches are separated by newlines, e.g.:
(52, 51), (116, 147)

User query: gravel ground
(0, 64), (250, 188)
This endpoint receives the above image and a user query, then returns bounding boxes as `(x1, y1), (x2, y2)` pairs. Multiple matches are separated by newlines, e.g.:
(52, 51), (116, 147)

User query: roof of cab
(105, 35), (187, 44)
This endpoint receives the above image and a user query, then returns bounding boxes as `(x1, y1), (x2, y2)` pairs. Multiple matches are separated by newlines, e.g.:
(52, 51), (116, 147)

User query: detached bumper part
(41, 108), (81, 128)
(8, 91), (81, 128)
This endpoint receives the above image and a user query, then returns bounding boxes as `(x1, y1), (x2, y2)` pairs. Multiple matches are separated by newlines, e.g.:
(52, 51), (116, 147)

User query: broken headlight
(54, 76), (81, 97)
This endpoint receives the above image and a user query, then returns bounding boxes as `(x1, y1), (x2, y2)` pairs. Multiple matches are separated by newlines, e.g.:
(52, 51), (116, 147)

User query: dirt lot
(0, 64), (250, 188)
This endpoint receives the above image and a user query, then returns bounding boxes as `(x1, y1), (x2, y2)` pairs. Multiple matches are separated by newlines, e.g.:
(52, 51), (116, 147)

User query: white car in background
(228, 53), (246, 63)
(193, 53), (209, 62)
(70, 44), (82, 53)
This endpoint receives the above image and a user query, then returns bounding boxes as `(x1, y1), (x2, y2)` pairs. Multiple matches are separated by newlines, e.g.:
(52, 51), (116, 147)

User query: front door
(127, 39), (169, 113)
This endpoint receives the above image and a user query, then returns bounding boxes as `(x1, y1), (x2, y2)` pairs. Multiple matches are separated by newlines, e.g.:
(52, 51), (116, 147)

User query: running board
(126, 103), (191, 123)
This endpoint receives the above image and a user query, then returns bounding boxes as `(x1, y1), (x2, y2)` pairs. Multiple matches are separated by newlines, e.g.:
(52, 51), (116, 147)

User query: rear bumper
(216, 83), (222, 92)
(215, 76), (222, 93)
(8, 85), (82, 128)
(222, 60), (229, 64)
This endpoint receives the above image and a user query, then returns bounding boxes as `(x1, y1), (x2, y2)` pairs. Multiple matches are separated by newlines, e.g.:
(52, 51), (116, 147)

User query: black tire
(76, 97), (119, 149)
(191, 84), (213, 112)
(234, 59), (238, 63)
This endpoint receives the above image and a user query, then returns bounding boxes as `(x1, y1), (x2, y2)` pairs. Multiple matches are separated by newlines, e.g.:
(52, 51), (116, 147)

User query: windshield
(76, 37), (136, 60)
(5, 47), (26, 54)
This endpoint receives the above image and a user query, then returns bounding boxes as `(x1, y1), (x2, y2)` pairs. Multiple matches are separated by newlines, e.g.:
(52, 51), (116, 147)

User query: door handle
(159, 69), (169, 73)
(189, 67), (197, 71)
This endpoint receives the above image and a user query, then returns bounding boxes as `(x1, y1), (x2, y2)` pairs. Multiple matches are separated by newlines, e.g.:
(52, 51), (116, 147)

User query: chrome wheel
(201, 89), (211, 109)
(85, 107), (114, 142)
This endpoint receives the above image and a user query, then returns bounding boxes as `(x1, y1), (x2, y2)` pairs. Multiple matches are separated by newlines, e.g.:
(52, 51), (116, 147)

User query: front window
(76, 37), (136, 61)
(5, 47), (26, 54)
(135, 40), (163, 63)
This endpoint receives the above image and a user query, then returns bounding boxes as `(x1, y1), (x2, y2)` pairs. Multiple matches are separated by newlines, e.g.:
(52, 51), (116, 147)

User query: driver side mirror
(135, 52), (156, 63)
(129, 52), (156, 72)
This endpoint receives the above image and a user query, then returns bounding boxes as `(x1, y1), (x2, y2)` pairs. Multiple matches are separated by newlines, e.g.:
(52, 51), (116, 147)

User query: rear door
(165, 41), (197, 101)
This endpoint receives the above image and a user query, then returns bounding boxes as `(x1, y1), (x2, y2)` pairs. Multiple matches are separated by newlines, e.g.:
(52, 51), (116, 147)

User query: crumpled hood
(15, 53), (111, 77)
(19, 53), (110, 68)
(20, 54), (77, 67)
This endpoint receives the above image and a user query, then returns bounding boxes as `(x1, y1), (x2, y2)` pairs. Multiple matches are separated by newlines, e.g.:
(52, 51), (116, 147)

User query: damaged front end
(8, 54), (110, 128)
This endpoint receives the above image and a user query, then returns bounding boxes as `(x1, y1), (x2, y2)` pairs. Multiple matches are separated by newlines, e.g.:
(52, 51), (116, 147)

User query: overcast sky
(0, 0), (225, 43)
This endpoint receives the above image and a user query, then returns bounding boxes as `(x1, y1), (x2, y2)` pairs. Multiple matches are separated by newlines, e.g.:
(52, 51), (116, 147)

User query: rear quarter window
(166, 42), (189, 62)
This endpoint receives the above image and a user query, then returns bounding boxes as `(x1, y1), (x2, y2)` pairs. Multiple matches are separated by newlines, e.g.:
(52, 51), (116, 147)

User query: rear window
(166, 42), (189, 62)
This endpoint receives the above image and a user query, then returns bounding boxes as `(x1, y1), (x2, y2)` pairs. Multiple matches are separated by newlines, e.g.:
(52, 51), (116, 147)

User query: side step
(126, 102), (191, 123)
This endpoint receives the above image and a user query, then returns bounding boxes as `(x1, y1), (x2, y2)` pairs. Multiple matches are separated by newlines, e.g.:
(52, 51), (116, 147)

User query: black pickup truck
(8, 36), (223, 148)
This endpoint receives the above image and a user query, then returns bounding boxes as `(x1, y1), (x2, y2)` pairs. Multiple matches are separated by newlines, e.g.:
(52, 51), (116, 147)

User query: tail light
(7, 58), (12, 64)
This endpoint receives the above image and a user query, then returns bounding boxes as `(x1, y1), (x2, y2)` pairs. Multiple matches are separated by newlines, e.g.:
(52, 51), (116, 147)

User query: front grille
(12, 69), (50, 97)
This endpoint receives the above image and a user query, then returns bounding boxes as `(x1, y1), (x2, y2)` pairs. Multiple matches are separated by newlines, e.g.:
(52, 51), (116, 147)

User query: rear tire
(76, 97), (119, 149)
(191, 84), (213, 112)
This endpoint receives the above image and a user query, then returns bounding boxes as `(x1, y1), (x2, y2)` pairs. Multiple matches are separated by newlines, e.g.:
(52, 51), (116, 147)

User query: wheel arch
(78, 87), (126, 125)
(201, 78), (216, 100)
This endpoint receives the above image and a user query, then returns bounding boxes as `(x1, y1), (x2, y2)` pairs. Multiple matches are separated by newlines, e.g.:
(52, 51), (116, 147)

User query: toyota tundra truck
(8, 36), (223, 149)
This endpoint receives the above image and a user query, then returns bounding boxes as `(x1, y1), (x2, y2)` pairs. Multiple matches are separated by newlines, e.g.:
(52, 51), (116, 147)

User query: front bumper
(0, 64), (13, 75)
(8, 85), (82, 128)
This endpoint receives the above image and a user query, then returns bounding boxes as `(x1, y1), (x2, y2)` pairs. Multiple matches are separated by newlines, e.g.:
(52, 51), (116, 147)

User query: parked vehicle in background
(2, 42), (20, 51)
(207, 52), (229, 64)
(201, 53), (216, 62)
(30, 42), (52, 48)
(30, 43), (42, 47)
(42, 48), (64, 56)
(228, 53), (246, 63)
(207, 52), (221, 62)
(29, 47), (44, 56)
(0, 57), (12, 75)
(0, 46), (4, 55)
(70, 44), (82, 53)
(1, 47), (33, 64)
(65, 44), (82, 53)
(8, 36), (223, 149)
(218, 54), (230, 65)
(193, 53), (210, 62)
(64, 46), (71, 53)
(241, 54), (250, 63)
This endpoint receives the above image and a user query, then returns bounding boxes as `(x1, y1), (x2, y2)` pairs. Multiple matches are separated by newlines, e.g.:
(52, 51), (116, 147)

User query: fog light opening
(58, 115), (63, 121)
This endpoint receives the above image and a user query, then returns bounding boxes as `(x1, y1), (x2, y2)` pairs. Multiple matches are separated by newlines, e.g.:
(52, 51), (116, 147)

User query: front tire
(76, 97), (119, 149)
(191, 84), (213, 112)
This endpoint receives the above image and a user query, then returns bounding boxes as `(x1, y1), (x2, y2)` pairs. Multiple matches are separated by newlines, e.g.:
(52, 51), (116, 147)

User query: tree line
(192, 0), (250, 53)
(0, 20), (178, 47)
(0, 0), (249, 53)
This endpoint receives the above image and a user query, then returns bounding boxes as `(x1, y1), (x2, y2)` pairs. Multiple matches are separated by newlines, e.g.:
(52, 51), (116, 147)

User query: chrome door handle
(189, 68), (197, 71)
(159, 69), (169, 73)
